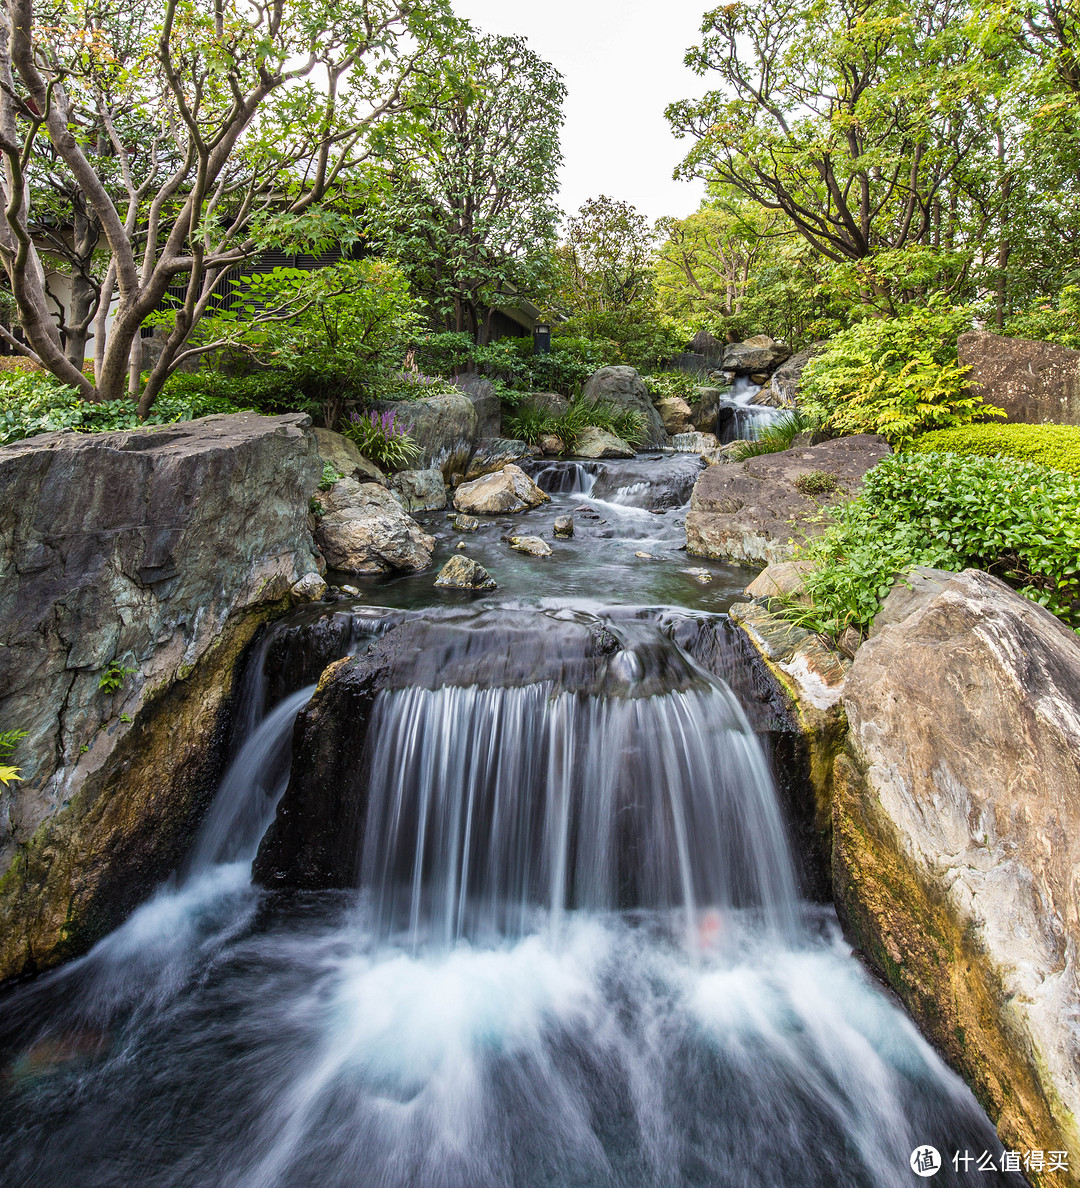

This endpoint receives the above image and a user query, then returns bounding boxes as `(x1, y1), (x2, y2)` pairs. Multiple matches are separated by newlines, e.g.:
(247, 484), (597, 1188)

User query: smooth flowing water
(0, 457), (1025, 1187)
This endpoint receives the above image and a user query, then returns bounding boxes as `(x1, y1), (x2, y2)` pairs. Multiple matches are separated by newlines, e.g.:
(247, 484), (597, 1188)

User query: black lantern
(532, 322), (551, 354)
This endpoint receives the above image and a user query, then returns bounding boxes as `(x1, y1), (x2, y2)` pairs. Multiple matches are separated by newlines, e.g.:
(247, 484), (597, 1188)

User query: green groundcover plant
(912, 423), (1080, 476)
(0, 371), (244, 446)
(504, 396), (647, 453)
(781, 452), (1080, 637)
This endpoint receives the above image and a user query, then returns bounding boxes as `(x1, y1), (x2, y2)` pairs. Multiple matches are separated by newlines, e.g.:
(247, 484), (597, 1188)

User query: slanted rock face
(580, 366), (669, 447)
(316, 479), (435, 573)
(433, 555), (497, 590)
(465, 437), (531, 480)
(0, 412), (322, 983)
(453, 463), (549, 515)
(721, 335), (793, 374)
(959, 330), (1080, 426)
(574, 426), (635, 459)
(838, 569), (1080, 1177)
(311, 427), (385, 483)
(685, 435), (890, 564)
(452, 373), (502, 438)
(389, 467), (447, 513)
(770, 344), (825, 407)
(369, 391), (479, 478)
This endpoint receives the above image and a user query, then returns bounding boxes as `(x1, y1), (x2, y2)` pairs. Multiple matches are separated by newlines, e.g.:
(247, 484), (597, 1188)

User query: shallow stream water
(0, 455), (1026, 1187)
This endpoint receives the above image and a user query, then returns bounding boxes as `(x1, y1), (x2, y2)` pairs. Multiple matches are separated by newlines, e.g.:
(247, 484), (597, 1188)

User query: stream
(0, 454), (1025, 1187)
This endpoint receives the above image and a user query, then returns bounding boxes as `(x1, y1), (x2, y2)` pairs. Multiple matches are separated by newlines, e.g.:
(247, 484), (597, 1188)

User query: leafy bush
(782, 452), (1080, 636)
(342, 409), (421, 471)
(552, 309), (683, 373)
(643, 370), (701, 402)
(728, 411), (814, 460)
(412, 331), (603, 397)
(160, 370), (309, 417)
(799, 301), (997, 445)
(794, 471), (839, 496)
(0, 370), (245, 445)
(911, 422), (1080, 476)
(503, 395), (648, 452)
(1003, 286), (1080, 350)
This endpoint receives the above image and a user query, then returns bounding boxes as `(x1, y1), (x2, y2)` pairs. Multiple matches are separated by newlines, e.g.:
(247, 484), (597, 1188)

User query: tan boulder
(311, 427), (385, 484)
(316, 479), (435, 573)
(573, 426), (635, 459)
(453, 464), (550, 515)
(655, 394), (694, 435)
(959, 330), (1080, 426)
(838, 569), (1080, 1176)
(743, 560), (815, 600)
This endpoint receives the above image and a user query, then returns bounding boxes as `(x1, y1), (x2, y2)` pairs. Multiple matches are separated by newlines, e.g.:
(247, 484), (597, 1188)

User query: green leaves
(798, 300), (999, 444)
(784, 450), (1080, 637)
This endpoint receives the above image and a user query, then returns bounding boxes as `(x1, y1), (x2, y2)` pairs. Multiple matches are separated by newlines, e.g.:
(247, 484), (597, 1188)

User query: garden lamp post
(533, 323), (551, 354)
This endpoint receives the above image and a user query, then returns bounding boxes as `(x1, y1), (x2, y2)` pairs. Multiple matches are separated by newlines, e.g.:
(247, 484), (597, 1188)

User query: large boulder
(316, 479), (435, 573)
(655, 394), (694, 435)
(721, 335), (793, 374)
(685, 435), (890, 564)
(453, 463), (549, 515)
(465, 437), (531, 480)
(389, 467), (447, 513)
(368, 391), (478, 478)
(452, 373), (502, 438)
(959, 330), (1080, 426)
(0, 412), (322, 983)
(574, 426), (635, 459)
(580, 366), (668, 447)
(311, 427), (385, 483)
(770, 343), (825, 408)
(836, 569), (1080, 1174)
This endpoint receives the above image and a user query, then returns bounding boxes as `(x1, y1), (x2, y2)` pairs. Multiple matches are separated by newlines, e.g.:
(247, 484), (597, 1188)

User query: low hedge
(912, 422), (1080, 475)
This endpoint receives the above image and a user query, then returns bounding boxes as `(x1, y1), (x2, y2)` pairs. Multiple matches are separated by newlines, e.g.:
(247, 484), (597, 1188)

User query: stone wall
(0, 412), (321, 982)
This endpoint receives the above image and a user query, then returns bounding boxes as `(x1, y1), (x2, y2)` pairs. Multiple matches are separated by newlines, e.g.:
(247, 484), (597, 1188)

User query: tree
(666, 0), (997, 303)
(0, 0), (457, 413)
(550, 195), (658, 316)
(375, 30), (565, 343)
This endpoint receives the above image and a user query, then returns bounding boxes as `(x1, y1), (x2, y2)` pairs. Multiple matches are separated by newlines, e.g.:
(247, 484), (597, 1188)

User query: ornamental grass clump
(781, 452), (1080, 637)
(342, 409), (421, 470)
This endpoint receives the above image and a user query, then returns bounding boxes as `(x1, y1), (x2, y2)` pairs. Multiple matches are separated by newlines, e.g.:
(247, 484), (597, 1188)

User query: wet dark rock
(389, 467), (447, 513)
(591, 453), (704, 510)
(553, 515), (574, 538)
(452, 373), (502, 437)
(453, 513), (481, 532)
(0, 412), (322, 983)
(465, 437), (531, 480)
(507, 535), (553, 558)
(369, 391), (478, 478)
(721, 335), (792, 374)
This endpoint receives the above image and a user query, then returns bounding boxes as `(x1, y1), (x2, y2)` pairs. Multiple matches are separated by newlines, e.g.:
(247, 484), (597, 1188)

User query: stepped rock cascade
(0, 451), (1028, 1187)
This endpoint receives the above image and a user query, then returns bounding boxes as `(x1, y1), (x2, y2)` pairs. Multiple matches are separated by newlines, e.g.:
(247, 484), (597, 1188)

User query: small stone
(539, 433), (564, 455)
(553, 515), (574, 538)
(340, 584), (360, 596)
(453, 513), (480, 532)
(291, 572), (327, 602)
(434, 555), (497, 591)
(684, 567), (713, 584)
(508, 535), (554, 557)
(456, 541), (467, 550)
(836, 625), (863, 658)
(635, 551), (654, 560)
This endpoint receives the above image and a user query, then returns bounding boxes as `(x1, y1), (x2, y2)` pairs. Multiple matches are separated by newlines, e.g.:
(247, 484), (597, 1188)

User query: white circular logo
(910, 1146), (942, 1177)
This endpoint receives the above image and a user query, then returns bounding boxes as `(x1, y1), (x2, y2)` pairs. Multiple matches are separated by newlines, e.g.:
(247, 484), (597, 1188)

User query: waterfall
(526, 459), (602, 494)
(361, 682), (798, 947)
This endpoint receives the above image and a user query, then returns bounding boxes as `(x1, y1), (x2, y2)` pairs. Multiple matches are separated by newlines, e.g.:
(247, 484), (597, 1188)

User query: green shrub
(341, 408), (421, 471)
(1003, 286), (1080, 350)
(412, 332), (603, 397)
(0, 370), (245, 445)
(782, 452), (1080, 636)
(794, 471), (839, 496)
(503, 395), (648, 452)
(799, 301), (998, 445)
(911, 422), (1080, 476)
(160, 370), (308, 417)
(643, 371), (701, 402)
(504, 400), (557, 445)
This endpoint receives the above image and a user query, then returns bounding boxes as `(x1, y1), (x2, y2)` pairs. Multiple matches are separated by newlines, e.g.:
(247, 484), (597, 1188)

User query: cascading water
(717, 375), (789, 444)
(0, 456), (1027, 1188)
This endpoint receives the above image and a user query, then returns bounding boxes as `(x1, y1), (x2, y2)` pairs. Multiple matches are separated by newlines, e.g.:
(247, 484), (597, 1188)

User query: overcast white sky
(451, 0), (710, 227)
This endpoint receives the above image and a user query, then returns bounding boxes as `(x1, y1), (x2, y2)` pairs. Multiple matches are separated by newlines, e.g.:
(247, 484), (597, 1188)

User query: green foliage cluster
(0, 370), (244, 446)
(799, 303), (995, 445)
(410, 331), (604, 398)
(794, 471), (840, 496)
(0, 728), (26, 787)
(161, 370), (312, 417)
(912, 423), (1080, 476)
(504, 397), (647, 453)
(552, 312), (682, 374)
(727, 411), (813, 460)
(785, 453), (1080, 637)
(1003, 287), (1080, 351)
(98, 663), (138, 694)
(341, 409), (421, 471)
(642, 371), (701, 402)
